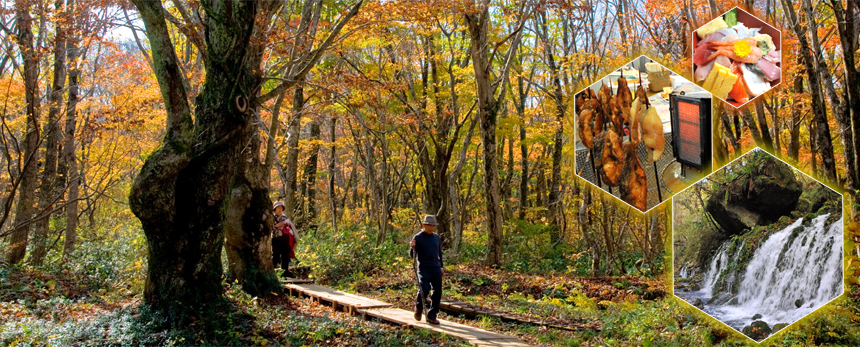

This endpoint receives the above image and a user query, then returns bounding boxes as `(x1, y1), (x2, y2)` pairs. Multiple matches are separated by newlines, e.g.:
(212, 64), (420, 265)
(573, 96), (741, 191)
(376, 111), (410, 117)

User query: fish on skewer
(575, 88), (597, 114)
(642, 106), (665, 162)
(593, 127), (625, 186)
(619, 140), (647, 211)
(629, 84), (650, 143)
(577, 92), (604, 150)
(616, 76), (633, 110)
(606, 96), (625, 134)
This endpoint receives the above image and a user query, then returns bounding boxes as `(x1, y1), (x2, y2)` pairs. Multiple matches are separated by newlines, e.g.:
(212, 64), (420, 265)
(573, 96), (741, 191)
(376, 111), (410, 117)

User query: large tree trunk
(31, 0), (68, 265)
(6, 1), (41, 265)
(63, 14), (80, 258)
(129, 0), (258, 315)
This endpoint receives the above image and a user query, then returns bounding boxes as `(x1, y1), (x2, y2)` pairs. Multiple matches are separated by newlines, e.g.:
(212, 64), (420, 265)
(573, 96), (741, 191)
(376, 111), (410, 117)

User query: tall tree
(62, 0), (80, 257)
(829, 0), (860, 195)
(6, 0), (42, 264)
(536, 9), (566, 232)
(463, 0), (526, 266)
(31, 0), (68, 265)
(782, 0), (838, 183)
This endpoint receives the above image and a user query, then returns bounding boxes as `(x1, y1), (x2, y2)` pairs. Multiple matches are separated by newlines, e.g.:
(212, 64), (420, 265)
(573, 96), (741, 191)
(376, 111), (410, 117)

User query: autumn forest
(1, 0), (860, 346)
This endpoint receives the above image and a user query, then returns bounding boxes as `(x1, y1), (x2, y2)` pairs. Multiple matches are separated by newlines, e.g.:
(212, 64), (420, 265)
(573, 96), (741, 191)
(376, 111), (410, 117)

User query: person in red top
(272, 201), (297, 278)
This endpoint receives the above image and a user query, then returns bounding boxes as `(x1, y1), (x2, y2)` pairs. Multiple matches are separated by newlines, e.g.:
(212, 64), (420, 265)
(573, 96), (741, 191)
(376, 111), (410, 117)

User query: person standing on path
(272, 201), (297, 278)
(410, 215), (444, 324)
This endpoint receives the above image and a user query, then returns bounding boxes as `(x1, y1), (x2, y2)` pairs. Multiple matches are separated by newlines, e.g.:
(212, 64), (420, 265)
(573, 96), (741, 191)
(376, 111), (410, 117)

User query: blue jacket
(410, 231), (443, 269)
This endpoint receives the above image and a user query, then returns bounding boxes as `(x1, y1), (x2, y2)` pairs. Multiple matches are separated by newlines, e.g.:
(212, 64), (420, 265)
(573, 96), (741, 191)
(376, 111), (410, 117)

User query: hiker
(272, 201), (297, 278)
(410, 215), (444, 324)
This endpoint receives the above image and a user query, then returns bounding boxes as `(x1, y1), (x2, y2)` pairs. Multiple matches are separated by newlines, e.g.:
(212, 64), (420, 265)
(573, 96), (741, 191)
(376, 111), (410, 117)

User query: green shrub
(298, 224), (409, 284)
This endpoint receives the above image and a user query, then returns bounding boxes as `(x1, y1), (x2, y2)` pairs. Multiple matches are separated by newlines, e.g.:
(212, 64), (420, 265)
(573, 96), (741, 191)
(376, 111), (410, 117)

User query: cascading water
(678, 214), (843, 331)
(701, 242), (730, 297)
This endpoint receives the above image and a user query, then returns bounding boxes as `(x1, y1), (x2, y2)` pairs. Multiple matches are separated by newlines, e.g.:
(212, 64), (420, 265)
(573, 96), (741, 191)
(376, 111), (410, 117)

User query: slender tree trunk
(538, 11), (566, 231)
(328, 116), (338, 232)
(263, 91), (286, 185)
(830, 0), (860, 194)
(465, 2), (508, 267)
(284, 85), (303, 221)
(784, 0), (838, 183)
(7, 1), (41, 265)
(753, 100), (773, 152)
(301, 119), (320, 223)
(62, 10), (80, 257)
(741, 109), (763, 146)
(31, 0), (68, 265)
(788, 63), (804, 163)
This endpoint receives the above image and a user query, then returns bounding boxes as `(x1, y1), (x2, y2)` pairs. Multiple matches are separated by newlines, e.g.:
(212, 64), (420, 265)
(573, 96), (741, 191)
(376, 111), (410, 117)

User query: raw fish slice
(693, 47), (716, 66)
(741, 63), (771, 97)
(764, 50), (781, 64)
(715, 55), (732, 68)
(698, 32), (726, 47)
(757, 59), (780, 81)
(730, 62), (750, 103)
(695, 59), (715, 82)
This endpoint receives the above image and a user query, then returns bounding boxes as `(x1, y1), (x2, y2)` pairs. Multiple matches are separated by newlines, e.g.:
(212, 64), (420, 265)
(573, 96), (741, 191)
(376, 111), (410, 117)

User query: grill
(671, 94), (712, 171)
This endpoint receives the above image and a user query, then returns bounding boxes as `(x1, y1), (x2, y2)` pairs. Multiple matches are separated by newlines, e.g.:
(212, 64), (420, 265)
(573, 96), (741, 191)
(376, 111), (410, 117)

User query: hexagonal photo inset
(574, 56), (712, 212)
(692, 7), (782, 108)
(673, 148), (843, 342)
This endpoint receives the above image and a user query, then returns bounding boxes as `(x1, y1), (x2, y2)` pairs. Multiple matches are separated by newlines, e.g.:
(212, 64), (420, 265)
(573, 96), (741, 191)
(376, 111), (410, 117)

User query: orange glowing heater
(670, 94), (712, 172)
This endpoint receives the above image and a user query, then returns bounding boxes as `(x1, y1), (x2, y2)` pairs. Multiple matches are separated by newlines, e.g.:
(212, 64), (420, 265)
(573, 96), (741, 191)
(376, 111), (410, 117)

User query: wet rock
(689, 283), (701, 291)
(752, 313), (762, 320)
(772, 323), (789, 332)
(707, 293), (733, 305)
(795, 298), (804, 308)
(705, 197), (764, 235)
(693, 298), (704, 308)
(742, 320), (772, 340)
(729, 297), (740, 305)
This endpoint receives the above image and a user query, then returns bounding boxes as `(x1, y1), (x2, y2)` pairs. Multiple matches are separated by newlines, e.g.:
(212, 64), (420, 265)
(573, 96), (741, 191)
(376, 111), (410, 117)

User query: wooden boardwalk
(285, 283), (531, 347)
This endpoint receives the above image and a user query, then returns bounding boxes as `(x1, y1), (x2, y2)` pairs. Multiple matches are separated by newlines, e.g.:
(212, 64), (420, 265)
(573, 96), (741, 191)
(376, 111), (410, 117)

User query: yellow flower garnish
(733, 40), (751, 57)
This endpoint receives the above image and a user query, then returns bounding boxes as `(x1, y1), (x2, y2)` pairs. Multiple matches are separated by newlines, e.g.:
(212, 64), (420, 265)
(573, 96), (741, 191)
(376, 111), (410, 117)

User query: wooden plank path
(284, 282), (532, 346)
(439, 299), (601, 332)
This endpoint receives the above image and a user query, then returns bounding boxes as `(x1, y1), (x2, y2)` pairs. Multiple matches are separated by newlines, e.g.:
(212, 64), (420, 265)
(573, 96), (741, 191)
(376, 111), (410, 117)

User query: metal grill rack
(575, 132), (674, 211)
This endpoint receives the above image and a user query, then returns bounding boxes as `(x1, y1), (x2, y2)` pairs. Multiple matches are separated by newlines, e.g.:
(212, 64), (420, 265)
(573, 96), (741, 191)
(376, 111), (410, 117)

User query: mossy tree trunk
(131, 0), (364, 305)
(129, 0), (258, 314)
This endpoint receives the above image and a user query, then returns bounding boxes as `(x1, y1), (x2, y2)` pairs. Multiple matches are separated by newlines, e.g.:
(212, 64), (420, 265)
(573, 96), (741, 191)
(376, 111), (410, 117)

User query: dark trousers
(272, 236), (292, 276)
(415, 267), (442, 320)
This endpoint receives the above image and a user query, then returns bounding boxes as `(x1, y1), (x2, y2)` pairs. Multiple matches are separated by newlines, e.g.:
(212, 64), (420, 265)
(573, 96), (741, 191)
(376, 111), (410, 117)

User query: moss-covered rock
(705, 155), (802, 236)
(742, 320), (772, 340)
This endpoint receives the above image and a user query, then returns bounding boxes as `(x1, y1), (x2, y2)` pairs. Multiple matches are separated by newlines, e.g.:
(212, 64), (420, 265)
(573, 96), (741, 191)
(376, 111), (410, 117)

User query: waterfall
(701, 242), (730, 297)
(701, 214), (842, 327)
